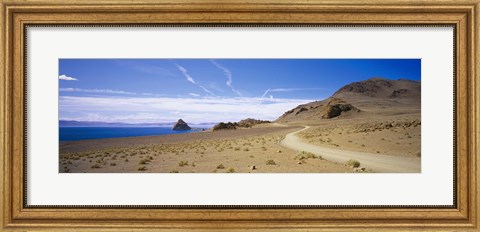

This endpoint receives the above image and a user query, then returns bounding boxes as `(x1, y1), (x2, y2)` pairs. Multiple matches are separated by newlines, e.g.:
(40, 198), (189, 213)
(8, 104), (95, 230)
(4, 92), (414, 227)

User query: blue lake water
(59, 127), (205, 142)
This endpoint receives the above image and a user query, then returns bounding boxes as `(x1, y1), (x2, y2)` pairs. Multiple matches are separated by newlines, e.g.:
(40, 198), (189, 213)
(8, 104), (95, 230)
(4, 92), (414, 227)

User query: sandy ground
(60, 113), (421, 173)
(295, 113), (421, 157)
(60, 126), (354, 173)
(282, 126), (420, 173)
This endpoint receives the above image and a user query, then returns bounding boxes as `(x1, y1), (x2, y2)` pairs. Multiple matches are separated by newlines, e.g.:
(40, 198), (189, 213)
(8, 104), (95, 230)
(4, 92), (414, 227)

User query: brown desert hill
(332, 77), (420, 100)
(276, 78), (421, 123)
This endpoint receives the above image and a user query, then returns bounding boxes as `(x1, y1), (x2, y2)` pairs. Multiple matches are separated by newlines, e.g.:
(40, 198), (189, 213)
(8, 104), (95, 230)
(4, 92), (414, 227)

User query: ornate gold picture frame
(1, 0), (479, 231)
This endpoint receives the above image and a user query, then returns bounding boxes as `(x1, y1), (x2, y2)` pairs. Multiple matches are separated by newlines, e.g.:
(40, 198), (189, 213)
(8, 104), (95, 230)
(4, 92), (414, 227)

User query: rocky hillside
(332, 78), (420, 100)
(276, 78), (420, 123)
(212, 118), (270, 131)
(237, 118), (270, 128)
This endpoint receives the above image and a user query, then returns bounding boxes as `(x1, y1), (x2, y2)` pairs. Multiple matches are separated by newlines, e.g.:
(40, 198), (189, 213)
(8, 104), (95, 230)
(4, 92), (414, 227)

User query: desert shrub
(265, 159), (276, 165)
(216, 164), (225, 169)
(110, 163), (116, 166)
(138, 159), (151, 165)
(346, 159), (361, 168)
(138, 166), (147, 171)
(90, 164), (101, 169)
(295, 151), (321, 160)
(170, 170), (179, 173)
(178, 160), (189, 167)
(226, 167), (235, 173)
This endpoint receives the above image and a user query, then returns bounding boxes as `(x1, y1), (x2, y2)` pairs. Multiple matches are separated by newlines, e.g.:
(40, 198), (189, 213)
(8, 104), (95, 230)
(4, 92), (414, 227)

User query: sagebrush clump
(295, 151), (321, 160)
(346, 159), (361, 168)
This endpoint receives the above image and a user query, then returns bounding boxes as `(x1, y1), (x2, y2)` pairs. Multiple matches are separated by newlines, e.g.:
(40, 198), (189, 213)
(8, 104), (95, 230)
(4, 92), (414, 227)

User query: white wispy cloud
(114, 60), (176, 77)
(261, 88), (326, 98)
(174, 63), (215, 96)
(208, 82), (225, 93)
(60, 88), (167, 97)
(60, 113), (164, 124)
(210, 60), (242, 97)
(59, 74), (78, 81)
(174, 63), (196, 84)
(59, 96), (313, 124)
(188, 93), (201, 97)
(60, 88), (135, 95)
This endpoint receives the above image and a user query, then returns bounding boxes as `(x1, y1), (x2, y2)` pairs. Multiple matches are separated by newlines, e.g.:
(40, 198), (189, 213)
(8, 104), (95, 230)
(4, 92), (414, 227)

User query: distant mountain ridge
(59, 120), (215, 127)
(276, 77), (420, 123)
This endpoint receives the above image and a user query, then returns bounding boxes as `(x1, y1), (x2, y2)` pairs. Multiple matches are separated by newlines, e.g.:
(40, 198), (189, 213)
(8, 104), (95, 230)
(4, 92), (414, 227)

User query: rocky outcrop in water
(172, 119), (191, 131)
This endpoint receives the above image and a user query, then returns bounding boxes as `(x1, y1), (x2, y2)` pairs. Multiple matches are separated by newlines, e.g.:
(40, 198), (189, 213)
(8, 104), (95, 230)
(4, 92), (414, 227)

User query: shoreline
(60, 126), (301, 154)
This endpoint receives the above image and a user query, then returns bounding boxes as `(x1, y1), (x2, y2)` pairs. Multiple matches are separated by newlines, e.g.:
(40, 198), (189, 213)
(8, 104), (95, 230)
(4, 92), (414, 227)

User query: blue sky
(59, 59), (420, 124)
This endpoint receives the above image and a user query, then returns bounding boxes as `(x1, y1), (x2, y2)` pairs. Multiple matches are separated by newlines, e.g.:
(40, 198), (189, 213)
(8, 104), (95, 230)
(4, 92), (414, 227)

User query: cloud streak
(59, 88), (166, 97)
(59, 96), (313, 124)
(174, 63), (196, 84)
(59, 75), (78, 81)
(210, 60), (242, 97)
(60, 88), (135, 95)
(174, 63), (215, 96)
(114, 60), (176, 77)
(261, 88), (326, 98)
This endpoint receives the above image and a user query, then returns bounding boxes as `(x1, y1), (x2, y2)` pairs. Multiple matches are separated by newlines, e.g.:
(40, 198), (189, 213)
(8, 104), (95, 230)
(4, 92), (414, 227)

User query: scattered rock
(389, 89), (411, 98)
(321, 98), (359, 119)
(295, 107), (308, 115)
(354, 120), (421, 133)
(265, 160), (276, 165)
(276, 150), (282, 153)
(283, 109), (294, 115)
(250, 165), (256, 170)
(354, 167), (366, 172)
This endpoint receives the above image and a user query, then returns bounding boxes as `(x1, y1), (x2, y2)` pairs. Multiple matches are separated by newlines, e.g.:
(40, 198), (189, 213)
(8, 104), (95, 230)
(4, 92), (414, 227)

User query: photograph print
(59, 59), (421, 173)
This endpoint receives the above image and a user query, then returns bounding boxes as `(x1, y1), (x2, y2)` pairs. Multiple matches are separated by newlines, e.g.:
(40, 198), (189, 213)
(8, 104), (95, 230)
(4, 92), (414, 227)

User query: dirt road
(280, 126), (421, 173)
